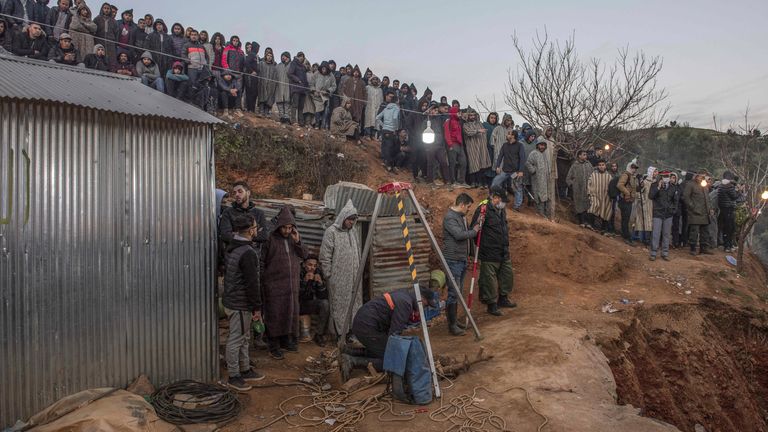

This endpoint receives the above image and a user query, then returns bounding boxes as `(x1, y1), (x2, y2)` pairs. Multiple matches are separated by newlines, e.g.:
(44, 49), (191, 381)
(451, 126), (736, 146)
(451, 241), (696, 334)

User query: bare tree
(505, 30), (669, 157)
(716, 108), (768, 275)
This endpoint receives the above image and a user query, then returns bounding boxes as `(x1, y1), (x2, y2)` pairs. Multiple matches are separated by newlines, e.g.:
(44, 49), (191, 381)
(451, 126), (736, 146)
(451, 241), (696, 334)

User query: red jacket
(443, 106), (463, 148)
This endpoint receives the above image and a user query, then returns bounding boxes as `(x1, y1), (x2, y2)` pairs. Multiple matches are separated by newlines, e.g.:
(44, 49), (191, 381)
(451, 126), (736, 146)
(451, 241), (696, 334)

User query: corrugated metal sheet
(0, 55), (222, 124)
(370, 216), (431, 298)
(251, 199), (333, 255)
(0, 100), (217, 427)
(323, 181), (417, 217)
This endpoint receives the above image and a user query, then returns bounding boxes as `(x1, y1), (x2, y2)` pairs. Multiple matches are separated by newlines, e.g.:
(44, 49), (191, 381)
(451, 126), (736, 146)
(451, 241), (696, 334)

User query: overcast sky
(126, 0), (767, 129)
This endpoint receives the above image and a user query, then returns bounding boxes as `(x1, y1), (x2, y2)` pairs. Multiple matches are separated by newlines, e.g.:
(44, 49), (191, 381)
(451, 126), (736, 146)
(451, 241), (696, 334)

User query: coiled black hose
(150, 380), (242, 425)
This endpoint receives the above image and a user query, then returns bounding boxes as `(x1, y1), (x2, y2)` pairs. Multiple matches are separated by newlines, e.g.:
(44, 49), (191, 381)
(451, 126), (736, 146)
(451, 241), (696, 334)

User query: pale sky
(126, 0), (768, 129)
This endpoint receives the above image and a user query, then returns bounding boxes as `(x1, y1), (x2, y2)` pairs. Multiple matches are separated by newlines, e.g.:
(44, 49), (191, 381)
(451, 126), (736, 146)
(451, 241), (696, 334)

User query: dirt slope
(216, 114), (768, 432)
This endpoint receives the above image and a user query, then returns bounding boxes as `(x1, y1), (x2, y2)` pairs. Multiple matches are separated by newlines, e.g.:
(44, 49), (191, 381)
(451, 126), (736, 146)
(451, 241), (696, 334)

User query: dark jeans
(244, 79), (258, 112)
(425, 145), (449, 183)
(445, 259), (467, 305)
(219, 91), (241, 110)
(619, 200), (633, 240)
(720, 207), (736, 249)
(290, 92), (306, 124)
(381, 131), (397, 167)
(447, 146), (467, 184)
(351, 326), (388, 359)
(410, 147), (425, 179)
(165, 79), (189, 100)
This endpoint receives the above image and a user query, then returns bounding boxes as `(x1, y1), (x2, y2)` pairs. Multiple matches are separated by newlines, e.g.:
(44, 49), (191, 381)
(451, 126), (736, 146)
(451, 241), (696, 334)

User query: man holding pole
(472, 187), (516, 316)
(442, 193), (480, 336)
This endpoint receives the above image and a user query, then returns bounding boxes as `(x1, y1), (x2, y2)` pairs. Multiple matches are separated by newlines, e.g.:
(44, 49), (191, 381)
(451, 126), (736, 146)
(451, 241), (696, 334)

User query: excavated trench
(602, 299), (768, 432)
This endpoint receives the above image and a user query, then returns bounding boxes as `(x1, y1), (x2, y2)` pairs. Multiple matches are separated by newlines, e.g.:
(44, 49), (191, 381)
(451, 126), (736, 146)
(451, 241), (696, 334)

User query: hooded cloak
(319, 200), (361, 335)
(261, 206), (308, 338)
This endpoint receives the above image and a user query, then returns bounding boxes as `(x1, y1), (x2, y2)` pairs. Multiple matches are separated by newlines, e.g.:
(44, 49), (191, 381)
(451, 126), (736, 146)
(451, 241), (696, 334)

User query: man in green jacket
(682, 170), (713, 256)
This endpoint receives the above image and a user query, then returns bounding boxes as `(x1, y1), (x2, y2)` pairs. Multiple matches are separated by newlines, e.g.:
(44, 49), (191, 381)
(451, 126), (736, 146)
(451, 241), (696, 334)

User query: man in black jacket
(219, 180), (267, 245)
(2, 0), (35, 29)
(649, 171), (679, 261)
(12, 22), (49, 59)
(718, 170), (743, 252)
(472, 187), (516, 316)
(145, 18), (173, 75)
(287, 51), (308, 126)
(341, 287), (437, 381)
(222, 213), (265, 392)
(442, 193), (479, 336)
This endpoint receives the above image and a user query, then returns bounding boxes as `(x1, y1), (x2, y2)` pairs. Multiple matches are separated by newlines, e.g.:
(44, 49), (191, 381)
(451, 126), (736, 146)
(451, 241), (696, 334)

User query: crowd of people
(215, 178), (521, 391)
(565, 154), (747, 261)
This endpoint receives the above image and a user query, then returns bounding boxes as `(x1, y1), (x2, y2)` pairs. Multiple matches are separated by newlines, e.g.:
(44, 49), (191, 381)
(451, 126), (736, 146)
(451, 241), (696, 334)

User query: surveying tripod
(337, 182), (483, 399)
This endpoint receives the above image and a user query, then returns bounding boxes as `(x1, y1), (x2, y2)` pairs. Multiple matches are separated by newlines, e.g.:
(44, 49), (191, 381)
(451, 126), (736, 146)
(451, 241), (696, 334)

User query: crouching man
(340, 287), (438, 382)
(222, 213), (265, 392)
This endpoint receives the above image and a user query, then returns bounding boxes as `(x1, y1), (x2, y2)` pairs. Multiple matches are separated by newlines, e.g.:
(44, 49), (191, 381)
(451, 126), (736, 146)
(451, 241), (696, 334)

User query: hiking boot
(487, 303), (503, 316)
(446, 303), (465, 336)
(662, 256), (671, 261)
(283, 342), (298, 353)
(689, 245), (698, 256)
(240, 368), (265, 382)
(700, 248), (714, 255)
(227, 376), (252, 392)
(498, 296), (517, 309)
(269, 349), (284, 360)
(649, 256), (656, 261)
(433, 179), (445, 186)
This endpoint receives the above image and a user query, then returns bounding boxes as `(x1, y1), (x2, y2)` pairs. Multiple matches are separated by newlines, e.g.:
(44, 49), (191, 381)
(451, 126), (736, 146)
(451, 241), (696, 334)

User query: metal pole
(338, 193), (383, 352)
(395, 190), (441, 399)
(406, 189), (483, 340)
(464, 204), (487, 329)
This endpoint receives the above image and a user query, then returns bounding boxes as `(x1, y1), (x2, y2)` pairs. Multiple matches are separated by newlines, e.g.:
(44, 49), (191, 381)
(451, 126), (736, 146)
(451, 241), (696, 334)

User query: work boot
(700, 247), (714, 255)
(689, 245), (698, 256)
(487, 303), (503, 316)
(498, 296), (517, 309)
(446, 303), (465, 336)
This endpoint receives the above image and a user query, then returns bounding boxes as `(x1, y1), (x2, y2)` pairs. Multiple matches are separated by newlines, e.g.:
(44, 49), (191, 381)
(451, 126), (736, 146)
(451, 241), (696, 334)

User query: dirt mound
(602, 299), (768, 432)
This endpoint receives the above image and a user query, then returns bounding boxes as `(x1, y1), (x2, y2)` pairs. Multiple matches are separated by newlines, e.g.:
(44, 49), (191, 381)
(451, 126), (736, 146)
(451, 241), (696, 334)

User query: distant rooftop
(0, 54), (222, 124)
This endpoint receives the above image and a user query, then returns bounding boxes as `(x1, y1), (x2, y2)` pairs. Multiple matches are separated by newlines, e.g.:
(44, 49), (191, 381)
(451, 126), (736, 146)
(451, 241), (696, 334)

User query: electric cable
(150, 379), (242, 425)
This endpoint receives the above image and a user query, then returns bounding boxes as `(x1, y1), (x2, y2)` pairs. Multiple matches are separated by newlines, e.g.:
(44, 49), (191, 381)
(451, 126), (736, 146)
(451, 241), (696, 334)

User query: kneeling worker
(341, 286), (438, 382)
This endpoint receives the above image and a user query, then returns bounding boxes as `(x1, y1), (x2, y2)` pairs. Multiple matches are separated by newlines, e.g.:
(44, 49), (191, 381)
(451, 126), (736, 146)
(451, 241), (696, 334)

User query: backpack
(383, 335), (433, 405)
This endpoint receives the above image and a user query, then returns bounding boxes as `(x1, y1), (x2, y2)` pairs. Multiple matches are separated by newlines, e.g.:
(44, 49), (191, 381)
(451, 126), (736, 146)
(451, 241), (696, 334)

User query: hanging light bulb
(762, 190), (768, 200)
(604, 144), (610, 151)
(700, 179), (708, 187)
(422, 119), (435, 144)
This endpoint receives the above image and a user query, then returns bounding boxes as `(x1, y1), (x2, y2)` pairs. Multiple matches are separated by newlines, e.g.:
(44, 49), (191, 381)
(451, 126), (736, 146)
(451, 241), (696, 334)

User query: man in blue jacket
(376, 91), (401, 172)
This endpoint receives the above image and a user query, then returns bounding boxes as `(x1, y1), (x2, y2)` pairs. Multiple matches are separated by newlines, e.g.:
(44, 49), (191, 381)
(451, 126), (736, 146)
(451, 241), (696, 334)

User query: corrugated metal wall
(370, 216), (431, 297)
(0, 100), (217, 427)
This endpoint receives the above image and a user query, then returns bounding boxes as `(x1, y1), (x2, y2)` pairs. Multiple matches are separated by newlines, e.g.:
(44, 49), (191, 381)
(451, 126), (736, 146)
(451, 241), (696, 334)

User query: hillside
(214, 115), (768, 432)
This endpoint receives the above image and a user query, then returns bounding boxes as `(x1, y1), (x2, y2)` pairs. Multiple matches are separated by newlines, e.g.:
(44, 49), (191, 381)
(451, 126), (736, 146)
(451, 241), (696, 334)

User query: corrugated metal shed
(1, 66), (217, 426)
(323, 181), (417, 217)
(250, 198), (333, 255)
(0, 54), (222, 124)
